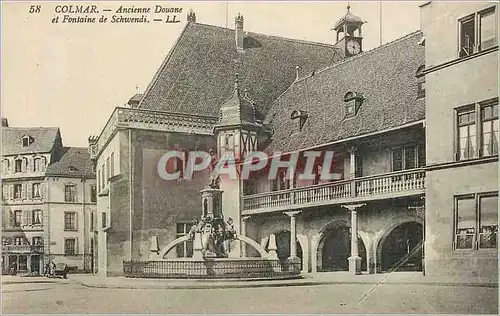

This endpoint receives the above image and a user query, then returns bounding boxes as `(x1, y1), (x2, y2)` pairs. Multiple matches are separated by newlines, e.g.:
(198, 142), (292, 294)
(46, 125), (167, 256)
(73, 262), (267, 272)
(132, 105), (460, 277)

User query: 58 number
(29, 5), (41, 14)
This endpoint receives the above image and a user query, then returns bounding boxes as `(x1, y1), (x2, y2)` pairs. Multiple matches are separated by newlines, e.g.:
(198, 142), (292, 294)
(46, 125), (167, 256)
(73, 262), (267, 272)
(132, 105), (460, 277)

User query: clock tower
(332, 5), (365, 58)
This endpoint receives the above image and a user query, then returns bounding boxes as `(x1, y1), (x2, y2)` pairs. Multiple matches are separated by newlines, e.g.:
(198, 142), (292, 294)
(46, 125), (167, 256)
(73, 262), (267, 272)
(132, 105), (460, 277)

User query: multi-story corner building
(92, 4), (497, 278)
(1, 119), (96, 274)
(421, 2), (498, 277)
(45, 147), (97, 273)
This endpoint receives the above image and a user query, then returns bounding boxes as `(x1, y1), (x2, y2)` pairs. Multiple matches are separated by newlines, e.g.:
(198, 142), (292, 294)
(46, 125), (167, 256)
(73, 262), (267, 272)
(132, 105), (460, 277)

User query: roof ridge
(192, 21), (336, 49)
(3, 126), (59, 129)
(292, 29), (423, 86)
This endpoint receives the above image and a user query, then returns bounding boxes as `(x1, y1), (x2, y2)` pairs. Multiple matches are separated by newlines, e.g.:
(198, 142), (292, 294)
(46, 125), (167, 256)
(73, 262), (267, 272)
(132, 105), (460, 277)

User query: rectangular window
(479, 195), (498, 249)
(32, 209), (42, 225)
(13, 210), (22, 227)
(455, 196), (476, 249)
(480, 102), (499, 157)
(391, 146), (420, 171)
(176, 223), (193, 258)
(110, 152), (115, 177)
(101, 165), (105, 188)
(97, 170), (100, 191)
(32, 183), (41, 198)
(418, 144), (426, 168)
(392, 148), (404, 172)
(480, 8), (497, 50)
(90, 213), (94, 231)
(32, 236), (43, 246)
(457, 107), (477, 160)
(106, 157), (110, 181)
(64, 185), (76, 202)
(14, 184), (22, 199)
(455, 192), (498, 250)
(102, 212), (107, 228)
(90, 185), (97, 203)
(459, 16), (475, 57)
(64, 212), (77, 230)
(64, 239), (76, 255)
(355, 155), (363, 177)
(459, 7), (497, 58)
(456, 99), (499, 160)
(14, 236), (24, 245)
(14, 159), (22, 173)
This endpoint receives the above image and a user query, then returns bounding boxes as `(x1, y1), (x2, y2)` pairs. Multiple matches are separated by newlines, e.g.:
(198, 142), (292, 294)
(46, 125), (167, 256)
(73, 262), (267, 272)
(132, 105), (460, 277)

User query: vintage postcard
(1, 1), (498, 314)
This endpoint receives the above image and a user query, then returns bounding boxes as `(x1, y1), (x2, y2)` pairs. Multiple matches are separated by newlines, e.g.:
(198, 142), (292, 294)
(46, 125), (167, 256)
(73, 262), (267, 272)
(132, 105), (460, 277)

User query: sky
(1, 1), (424, 147)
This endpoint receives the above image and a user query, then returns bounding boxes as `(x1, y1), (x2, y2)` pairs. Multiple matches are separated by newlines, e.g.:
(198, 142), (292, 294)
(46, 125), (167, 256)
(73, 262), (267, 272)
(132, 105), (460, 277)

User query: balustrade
(243, 169), (425, 212)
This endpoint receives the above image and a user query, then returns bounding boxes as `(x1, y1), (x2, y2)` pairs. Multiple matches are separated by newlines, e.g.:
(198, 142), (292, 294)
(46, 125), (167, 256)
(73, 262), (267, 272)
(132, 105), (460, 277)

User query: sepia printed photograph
(1, 0), (499, 314)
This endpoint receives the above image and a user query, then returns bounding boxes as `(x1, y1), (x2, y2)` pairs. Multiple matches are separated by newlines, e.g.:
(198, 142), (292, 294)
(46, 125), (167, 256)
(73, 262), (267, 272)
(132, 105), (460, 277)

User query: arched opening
(379, 222), (423, 272)
(265, 230), (303, 268)
(319, 225), (366, 272)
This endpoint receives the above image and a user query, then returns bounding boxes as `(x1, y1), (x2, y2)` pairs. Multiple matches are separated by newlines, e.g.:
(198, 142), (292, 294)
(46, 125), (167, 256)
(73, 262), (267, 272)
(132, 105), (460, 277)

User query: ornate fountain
(123, 179), (301, 279)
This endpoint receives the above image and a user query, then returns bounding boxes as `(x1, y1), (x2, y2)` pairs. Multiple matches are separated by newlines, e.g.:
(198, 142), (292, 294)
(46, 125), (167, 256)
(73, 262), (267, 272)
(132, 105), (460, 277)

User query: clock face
(347, 40), (361, 55)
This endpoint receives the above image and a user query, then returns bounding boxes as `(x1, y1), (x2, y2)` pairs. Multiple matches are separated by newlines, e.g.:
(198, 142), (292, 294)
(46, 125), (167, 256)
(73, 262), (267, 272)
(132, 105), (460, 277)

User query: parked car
(54, 263), (68, 279)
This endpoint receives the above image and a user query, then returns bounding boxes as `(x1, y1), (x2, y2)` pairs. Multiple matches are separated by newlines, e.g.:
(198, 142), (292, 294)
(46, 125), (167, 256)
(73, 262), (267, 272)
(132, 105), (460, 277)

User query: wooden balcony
(2, 244), (44, 253)
(242, 168), (425, 215)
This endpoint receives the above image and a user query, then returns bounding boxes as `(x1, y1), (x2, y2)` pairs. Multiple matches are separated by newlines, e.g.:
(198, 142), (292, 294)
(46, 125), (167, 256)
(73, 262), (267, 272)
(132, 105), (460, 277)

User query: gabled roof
(1, 127), (60, 156)
(138, 22), (342, 116)
(265, 31), (425, 153)
(45, 147), (95, 178)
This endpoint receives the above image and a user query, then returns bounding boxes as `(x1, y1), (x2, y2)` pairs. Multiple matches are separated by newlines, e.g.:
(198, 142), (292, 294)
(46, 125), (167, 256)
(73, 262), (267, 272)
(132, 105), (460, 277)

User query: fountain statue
(133, 170), (301, 279)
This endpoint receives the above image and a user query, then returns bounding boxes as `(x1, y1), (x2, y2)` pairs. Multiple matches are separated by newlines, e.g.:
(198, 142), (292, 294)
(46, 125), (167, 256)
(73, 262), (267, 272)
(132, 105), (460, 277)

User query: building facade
(1, 119), (96, 274)
(45, 147), (97, 273)
(92, 4), (498, 278)
(421, 2), (498, 277)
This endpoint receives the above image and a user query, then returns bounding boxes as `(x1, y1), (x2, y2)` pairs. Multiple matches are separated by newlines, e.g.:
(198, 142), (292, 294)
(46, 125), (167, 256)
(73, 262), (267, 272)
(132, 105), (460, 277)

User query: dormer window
(416, 65), (426, 99)
(69, 166), (78, 172)
(290, 110), (308, 135)
(22, 135), (33, 147)
(344, 91), (364, 118)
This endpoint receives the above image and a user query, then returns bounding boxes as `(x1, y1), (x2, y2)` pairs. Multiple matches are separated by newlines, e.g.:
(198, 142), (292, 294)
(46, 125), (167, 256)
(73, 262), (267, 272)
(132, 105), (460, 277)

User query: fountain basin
(123, 257), (301, 279)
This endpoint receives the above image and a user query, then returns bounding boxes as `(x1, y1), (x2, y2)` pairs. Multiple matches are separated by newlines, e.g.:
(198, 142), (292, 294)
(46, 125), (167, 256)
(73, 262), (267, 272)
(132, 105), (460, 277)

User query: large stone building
(92, 4), (498, 277)
(1, 119), (96, 274)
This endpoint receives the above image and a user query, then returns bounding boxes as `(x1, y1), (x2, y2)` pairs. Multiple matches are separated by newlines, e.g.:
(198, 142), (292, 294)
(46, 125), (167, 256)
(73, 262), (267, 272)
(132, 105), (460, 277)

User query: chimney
(1, 118), (8, 127)
(235, 13), (244, 51)
(187, 9), (196, 23)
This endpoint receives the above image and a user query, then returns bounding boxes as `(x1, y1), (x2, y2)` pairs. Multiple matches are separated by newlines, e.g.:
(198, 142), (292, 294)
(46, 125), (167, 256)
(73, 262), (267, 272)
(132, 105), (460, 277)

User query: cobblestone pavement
(2, 280), (498, 314)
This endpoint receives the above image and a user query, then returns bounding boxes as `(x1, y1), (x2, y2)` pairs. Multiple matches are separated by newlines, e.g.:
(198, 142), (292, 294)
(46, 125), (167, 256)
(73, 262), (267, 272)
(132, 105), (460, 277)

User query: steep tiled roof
(138, 22), (342, 116)
(265, 31), (425, 153)
(45, 147), (95, 178)
(1, 127), (60, 156)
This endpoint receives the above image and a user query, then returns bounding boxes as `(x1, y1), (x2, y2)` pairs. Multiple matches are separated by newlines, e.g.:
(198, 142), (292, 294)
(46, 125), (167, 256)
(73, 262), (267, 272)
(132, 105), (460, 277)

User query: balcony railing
(243, 169), (425, 213)
(2, 244), (44, 253)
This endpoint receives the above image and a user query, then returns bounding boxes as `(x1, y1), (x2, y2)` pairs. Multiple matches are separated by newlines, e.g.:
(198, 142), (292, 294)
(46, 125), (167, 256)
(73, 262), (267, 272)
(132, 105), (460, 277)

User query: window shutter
(40, 183), (45, 200)
(23, 210), (29, 226)
(27, 183), (32, 199)
(9, 211), (14, 227)
(21, 183), (27, 199)
(2, 185), (8, 200)
(27, 210), (32, 225)
(9, 185), (14, 200)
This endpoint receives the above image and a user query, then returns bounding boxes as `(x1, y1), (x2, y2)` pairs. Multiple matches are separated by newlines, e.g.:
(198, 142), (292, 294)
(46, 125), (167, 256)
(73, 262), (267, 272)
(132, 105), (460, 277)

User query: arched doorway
(379, 222), (423, 272)
(265, 230), (303, 268)
(320, 226), (367, 272)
